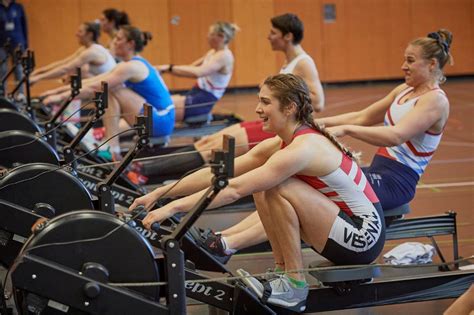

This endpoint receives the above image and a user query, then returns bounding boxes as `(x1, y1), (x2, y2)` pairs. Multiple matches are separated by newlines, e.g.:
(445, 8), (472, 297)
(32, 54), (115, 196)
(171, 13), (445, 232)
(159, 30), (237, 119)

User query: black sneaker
(199, 229), (232, 264)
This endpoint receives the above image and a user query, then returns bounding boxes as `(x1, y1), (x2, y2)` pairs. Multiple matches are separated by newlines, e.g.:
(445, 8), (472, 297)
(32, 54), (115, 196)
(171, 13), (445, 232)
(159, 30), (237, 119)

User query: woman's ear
(283, 32), (294, 44)
(128, 40), (136, 52)
(429, 57), (438, 72)
(286, 102), (297, 116)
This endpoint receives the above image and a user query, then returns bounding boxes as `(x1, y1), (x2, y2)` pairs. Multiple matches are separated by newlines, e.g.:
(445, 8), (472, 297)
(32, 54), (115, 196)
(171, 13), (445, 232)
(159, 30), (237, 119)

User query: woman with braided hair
(130, 73), (385, 311)
(195, 29), (454, 269)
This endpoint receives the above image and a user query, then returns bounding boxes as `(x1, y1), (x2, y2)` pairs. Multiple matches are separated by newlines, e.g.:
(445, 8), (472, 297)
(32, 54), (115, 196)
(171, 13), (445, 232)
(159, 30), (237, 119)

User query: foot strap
(261, 281), (272, 304)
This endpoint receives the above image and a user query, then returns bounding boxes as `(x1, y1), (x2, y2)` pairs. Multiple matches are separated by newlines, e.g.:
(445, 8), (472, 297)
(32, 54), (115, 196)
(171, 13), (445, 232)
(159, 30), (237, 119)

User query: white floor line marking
(417, 181), (474, 189)
(441, 141), (474, 147)
(431, 158), (474, 164)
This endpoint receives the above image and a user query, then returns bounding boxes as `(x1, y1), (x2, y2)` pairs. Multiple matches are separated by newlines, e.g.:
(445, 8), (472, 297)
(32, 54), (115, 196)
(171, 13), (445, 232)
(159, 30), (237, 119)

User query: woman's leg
(172, 94), (186, 122)
(220, 211), (260, 235)
(211, 200), (316, 253)
(262, 178), (339, 280)
(254, 191), (285, 269)
(111, 87), (147, 126)
(141, 122), (251, 177)
(219, 211), (267, 251)
(102, 93), (121, 153)
(444, 284), (474, 315)
(119, 118), (131, 132)
(103, 86), (145, 154)
(194, 123), (250, 161)
(200, 210), (266, 260)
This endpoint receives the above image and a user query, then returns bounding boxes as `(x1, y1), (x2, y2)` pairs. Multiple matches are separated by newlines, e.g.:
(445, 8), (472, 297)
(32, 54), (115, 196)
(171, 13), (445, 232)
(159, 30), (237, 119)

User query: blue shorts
(362, 155), (419, 210)
(184, 87), (218, 119)
(140, 106), (175, 137)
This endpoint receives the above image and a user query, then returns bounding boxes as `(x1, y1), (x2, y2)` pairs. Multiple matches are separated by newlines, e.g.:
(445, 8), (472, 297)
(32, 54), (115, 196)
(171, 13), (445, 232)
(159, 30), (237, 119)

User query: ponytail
(120, 25), (151, 53)
(103, 8), (131, 30)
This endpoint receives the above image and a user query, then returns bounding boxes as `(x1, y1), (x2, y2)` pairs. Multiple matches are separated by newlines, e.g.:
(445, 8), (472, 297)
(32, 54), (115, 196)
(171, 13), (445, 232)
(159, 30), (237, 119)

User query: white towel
(383, 242), (435, 265)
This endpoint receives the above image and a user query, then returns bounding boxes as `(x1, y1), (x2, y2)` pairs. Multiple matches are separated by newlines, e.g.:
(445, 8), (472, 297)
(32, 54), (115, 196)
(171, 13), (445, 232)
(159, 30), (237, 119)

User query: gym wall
(23, 0), (474, 91)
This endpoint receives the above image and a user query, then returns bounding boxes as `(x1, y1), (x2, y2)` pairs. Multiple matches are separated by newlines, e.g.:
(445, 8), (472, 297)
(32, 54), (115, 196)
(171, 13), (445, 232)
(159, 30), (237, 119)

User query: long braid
(265, 74), (357, 162)
(297, 90), (356, 161)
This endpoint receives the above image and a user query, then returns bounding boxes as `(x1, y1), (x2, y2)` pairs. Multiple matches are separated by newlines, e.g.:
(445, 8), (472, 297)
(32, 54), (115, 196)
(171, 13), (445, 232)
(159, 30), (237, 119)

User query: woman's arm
(190, 55), (205, 66)
(39, 85), (71, 98)
(328, 90), (449, 146)
(142, 137), (311, 227)
(165, 50), (232, 78)
(40, 65), (110, 98)
(317, 84), (406, 128)
(76, 68), (115, 87)
(43, 61), (136, 105)
(32, 47), (85, 76)
(293, 58), (325, 112)
(129, 137), (280, 211)
(155, 53), (207, 74)
(40, 73), (100, 98)
(31, 48), (98, 83)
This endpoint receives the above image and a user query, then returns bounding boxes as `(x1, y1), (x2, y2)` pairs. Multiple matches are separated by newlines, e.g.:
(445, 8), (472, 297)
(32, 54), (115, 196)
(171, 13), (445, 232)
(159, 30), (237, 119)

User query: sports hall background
(25, 0), (473, 93)
(23, 1), (473, 313)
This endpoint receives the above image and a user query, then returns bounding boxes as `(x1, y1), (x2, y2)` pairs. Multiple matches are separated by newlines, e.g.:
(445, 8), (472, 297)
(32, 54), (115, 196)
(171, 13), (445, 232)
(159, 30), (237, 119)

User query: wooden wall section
(411, 0), (474, 75)
(22, 0), (81, 69)
(167, 0), (232, 89)
(22, 0), (474, 91)
(320, 0), (413, 81)
(232, 0), (275, 86)
(78, 0), (172, 70)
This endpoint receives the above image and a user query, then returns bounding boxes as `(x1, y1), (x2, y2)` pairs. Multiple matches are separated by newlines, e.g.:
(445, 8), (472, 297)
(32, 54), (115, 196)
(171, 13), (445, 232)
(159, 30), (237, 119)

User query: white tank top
(280, 53), (312, 74)
(197, 50), (232, 99)
(88, 44), (117, 76)
(376, 87), (445, 176)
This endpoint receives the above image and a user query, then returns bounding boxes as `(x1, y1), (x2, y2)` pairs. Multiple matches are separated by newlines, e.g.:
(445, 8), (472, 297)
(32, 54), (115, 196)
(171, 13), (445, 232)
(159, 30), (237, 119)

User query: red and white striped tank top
(282, 128), (379, 218)
(376, 87), (445, 176)
(196, 51), (232, 100)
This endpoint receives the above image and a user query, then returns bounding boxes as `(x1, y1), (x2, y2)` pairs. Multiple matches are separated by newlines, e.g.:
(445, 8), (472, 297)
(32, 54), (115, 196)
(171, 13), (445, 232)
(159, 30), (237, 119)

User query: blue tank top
(125, 56), (173, 110)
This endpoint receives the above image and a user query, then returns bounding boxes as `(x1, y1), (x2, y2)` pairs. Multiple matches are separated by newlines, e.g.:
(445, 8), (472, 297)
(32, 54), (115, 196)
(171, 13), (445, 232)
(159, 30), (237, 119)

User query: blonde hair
(410, 29), (454, 84)
(211, 21), (240, 44)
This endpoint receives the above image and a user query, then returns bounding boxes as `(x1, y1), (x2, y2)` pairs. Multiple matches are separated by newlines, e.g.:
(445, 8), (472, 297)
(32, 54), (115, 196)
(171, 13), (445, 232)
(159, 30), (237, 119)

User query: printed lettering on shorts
(329, 210), (382, 252)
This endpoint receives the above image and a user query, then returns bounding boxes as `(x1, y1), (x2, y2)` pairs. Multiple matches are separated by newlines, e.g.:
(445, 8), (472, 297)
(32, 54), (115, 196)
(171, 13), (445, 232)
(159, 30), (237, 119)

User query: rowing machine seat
(308, 260), (381, 284)
(384, 203), (411, 226)
(183, 113), (212, 126)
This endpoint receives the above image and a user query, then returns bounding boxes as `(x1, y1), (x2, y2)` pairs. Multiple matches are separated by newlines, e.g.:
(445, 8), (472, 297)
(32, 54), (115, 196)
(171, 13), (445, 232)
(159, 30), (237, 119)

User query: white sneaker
(64, 122), (79, 138)
(64, 123), (98, 152)
(62, 99), (81, 123)
(82, 129), (100, 152)
(237, 269), (308, 312)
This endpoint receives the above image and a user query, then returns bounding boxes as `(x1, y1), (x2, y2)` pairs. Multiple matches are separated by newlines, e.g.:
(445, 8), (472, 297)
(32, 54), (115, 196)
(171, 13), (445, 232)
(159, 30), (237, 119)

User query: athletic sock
(221, 236), (237, 255)
(287, 275), (307, 288)
(141, 145), (205, 176)
(274, 266), (284, 273)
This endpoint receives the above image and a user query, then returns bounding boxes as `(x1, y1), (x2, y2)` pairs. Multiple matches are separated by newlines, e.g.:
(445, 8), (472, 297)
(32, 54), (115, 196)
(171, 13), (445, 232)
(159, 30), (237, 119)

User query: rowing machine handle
(131, 205), (161, 232)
